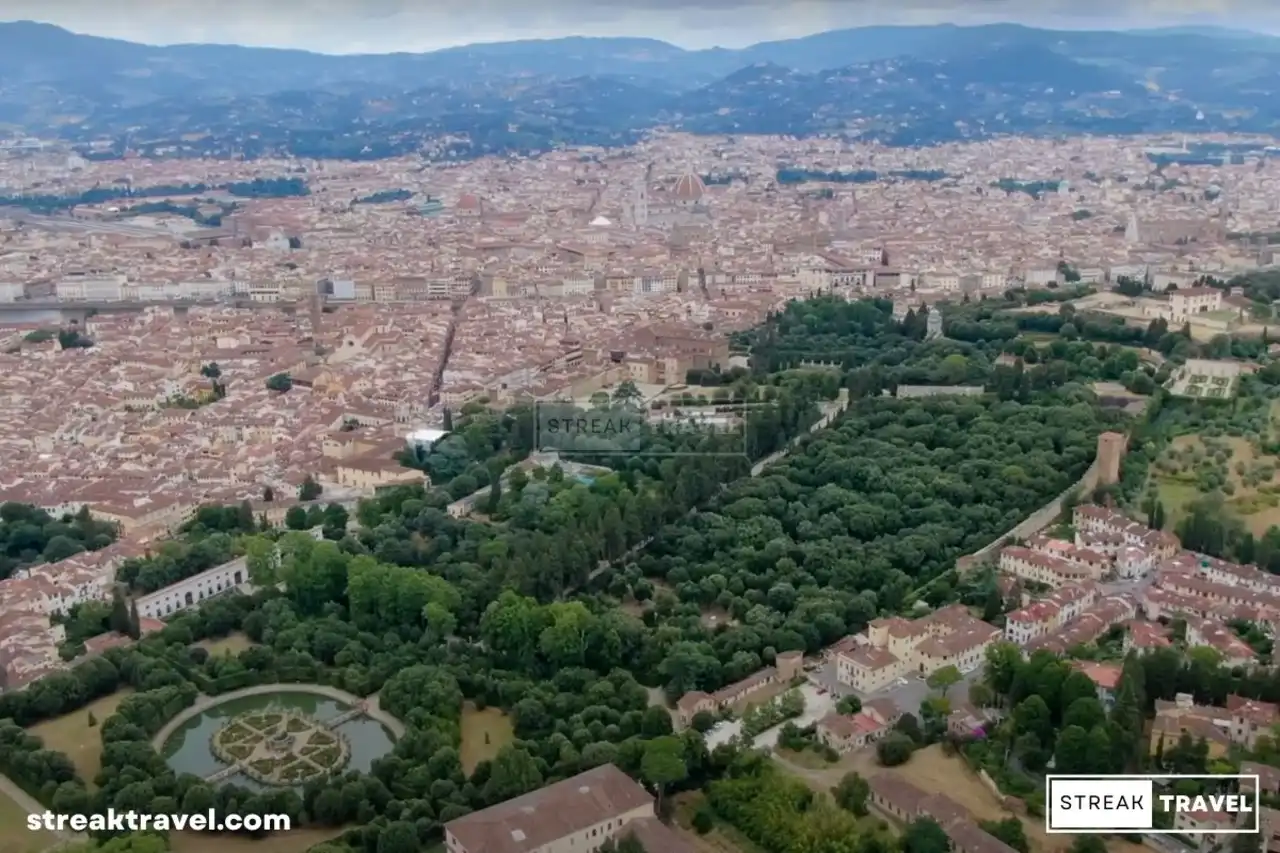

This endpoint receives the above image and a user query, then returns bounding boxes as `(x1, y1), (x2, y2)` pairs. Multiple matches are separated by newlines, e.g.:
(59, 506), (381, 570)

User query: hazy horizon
(5, 0), (1280, 55)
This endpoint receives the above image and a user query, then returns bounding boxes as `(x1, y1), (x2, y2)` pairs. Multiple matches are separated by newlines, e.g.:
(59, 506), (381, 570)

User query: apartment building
(1227, 696), (1279, 749)
(1073, 504), (1180, 569)
(54, 274), (127, 301)
(1024, 535), (1110, 575)
(1167, 551), (1280, 595)
(1243, 763), (1280, 798)
(1185, 617), (1258, 668)
(998, 546), (1096, 588)
(1004, 583), (1099, 645)
(1174, 809), (1237, 851)
(1025, 595), (1136, 655)
(835, 605), (999, 694)
(1124, 620), (1172, 655)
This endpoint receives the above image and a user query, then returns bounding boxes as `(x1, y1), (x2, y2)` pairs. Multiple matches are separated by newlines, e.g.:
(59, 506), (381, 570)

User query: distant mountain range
(2, 20), (1279, 159)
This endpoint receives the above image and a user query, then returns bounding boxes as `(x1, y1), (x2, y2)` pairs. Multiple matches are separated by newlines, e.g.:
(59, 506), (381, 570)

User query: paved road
(1100, 573), (1156, 600)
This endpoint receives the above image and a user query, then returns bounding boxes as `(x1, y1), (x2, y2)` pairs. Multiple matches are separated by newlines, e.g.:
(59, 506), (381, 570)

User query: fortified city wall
(955, 430), (1128, 573)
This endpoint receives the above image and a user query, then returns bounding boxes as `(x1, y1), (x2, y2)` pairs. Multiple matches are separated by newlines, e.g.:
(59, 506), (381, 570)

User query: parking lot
(704, 682), (835, 750)
(806, 658), (985, 717)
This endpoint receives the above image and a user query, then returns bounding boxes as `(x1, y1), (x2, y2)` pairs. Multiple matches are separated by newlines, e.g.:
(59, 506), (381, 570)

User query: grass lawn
(0, 791), (54, 853)
(842, 745), (1141, 853)
(459, 703), (514, 774)
(1154, 480), (1201, 530)
(171, 826), (347, 853)
(197, 633), (257, 657)
(775, 747), (837, 771)
(27, 689), (133, 789)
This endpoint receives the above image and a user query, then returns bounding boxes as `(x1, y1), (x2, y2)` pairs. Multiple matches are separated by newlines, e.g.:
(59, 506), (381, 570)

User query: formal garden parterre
(209, 709), (351, 786)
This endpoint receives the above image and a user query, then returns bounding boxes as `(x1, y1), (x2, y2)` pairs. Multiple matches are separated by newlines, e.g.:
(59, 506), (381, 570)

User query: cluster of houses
(0, 528), (309, 689)
(792, 502), (1280, 766)
(999, 503), (1180, 588)
(805, 606), (1004, 752)
(1007, 583), (1137, 655)
(0, 540), (151, 689)
(995, 503), (1267, 665)
(1138, 699), (1280, 847)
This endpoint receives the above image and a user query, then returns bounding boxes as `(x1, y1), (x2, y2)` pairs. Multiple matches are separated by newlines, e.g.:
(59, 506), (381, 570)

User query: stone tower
(776, 650), (803, 681)
(1096, 432), (1127, 486)
(630, 179), (648, 228)
(1125, 212), (1141, 245)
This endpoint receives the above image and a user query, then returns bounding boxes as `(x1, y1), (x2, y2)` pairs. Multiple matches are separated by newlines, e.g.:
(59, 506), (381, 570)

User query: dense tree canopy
(2, 294), (1222, 853)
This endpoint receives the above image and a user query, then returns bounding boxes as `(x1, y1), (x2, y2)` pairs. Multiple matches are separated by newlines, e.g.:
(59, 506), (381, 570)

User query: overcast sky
(9, 0), (1279, 53)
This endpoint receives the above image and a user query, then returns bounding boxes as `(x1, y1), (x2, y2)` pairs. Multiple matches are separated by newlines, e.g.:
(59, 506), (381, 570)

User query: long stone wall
(151, 682), (405, 752)
(954, 403), (1147, 576)
(955, 455), (1104, 574)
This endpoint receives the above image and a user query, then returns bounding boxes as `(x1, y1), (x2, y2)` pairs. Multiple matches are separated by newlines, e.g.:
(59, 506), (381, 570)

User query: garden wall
(955, 456), (1104, 574)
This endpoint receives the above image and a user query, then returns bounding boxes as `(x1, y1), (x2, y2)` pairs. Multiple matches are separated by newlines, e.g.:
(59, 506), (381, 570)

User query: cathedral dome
(673, 172), (706, 203)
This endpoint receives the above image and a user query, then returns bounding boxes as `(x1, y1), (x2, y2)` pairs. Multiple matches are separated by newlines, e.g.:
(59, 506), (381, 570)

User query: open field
(775, 747), (838, 770)
(459, 703), (514, 774)
(172, 826), (347, 853)
(27, 689), (134, 789)
(1153, 430), (1280, 535)
(775, 745), (1143, 853)
(197, 632), (257, 657)
(0, 791), (54, 853)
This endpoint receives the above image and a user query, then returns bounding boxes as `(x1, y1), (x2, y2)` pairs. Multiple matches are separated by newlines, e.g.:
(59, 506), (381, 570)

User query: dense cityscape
(2, 13), (1280, 853)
